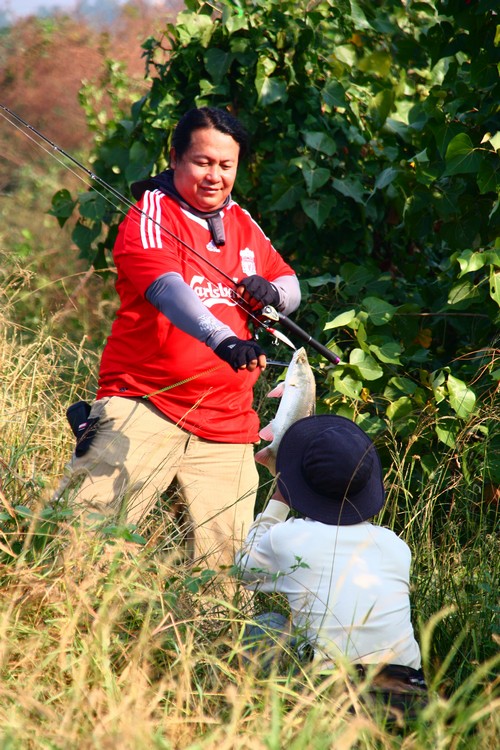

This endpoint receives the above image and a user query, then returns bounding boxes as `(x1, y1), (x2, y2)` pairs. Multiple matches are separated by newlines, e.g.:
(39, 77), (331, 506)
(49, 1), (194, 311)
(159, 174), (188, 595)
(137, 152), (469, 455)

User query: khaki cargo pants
(54, 396), (259, 569)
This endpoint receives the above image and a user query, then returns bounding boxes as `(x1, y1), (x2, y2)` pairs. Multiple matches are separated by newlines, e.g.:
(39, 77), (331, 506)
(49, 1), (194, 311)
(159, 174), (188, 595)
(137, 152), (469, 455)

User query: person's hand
(272, 488), (290, 507)
(236, 276), (280, 311)
(214, 336), (267, 372)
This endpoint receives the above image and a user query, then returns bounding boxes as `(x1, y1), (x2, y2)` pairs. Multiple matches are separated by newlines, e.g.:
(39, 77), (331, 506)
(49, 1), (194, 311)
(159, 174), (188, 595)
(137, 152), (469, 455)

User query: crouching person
(235, 415), (428, 719)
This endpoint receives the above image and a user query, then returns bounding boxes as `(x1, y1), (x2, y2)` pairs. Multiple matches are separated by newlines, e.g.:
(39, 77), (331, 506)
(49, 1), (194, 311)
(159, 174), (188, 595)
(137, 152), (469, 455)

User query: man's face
(171, 127), (240, 212)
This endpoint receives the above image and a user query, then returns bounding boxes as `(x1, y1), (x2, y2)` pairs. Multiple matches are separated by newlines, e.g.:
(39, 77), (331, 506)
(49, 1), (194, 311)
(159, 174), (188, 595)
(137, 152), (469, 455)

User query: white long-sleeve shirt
(236, 499), (422, 669)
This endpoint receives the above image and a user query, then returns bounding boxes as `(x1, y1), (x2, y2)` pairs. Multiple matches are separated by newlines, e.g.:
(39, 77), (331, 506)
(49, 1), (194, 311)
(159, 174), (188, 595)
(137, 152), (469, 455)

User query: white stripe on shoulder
(140, 191), (149, 248)
(153, 190), (163, 248)
(139, 189), (164, 249)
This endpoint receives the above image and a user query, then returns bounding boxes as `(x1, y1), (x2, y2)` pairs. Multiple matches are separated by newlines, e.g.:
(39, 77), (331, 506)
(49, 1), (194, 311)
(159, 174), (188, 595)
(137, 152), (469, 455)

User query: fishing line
(1, 110), (239, 322)
(0, 104), (293, 349)
(142, 364), (225, 399)
(0, 105), (272, 323)
(1, 105), (344, 362)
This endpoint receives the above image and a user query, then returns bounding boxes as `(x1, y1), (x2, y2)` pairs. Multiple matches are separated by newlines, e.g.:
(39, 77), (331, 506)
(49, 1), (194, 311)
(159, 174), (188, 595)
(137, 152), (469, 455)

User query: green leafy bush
(51, 0), (500, 501)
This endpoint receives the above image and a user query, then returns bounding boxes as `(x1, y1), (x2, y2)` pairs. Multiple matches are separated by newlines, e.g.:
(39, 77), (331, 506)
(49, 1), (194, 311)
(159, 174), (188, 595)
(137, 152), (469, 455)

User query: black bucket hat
(276, 415), (385, 525)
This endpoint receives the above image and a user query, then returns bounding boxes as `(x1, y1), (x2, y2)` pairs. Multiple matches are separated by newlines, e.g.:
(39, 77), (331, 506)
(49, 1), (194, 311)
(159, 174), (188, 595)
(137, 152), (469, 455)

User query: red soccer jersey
(96, 191), (297, 443)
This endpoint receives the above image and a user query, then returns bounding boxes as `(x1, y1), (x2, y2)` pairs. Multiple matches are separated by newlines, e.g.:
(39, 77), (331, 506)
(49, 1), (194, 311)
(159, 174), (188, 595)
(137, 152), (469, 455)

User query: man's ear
(170, 147), (177, 168)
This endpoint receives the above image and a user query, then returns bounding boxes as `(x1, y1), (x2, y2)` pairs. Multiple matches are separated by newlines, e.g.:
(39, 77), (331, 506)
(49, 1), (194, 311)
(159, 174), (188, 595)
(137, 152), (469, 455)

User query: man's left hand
(236, 276), (280, 311)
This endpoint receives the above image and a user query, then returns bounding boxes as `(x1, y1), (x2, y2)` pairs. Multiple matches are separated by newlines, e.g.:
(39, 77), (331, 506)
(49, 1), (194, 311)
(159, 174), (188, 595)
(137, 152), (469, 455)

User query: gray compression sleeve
(272, 274), (301, 314)
(145, 272), (236, 350)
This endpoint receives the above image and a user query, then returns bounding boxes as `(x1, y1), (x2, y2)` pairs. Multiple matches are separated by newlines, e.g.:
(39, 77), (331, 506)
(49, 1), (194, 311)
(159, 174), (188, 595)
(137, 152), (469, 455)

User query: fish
(255, 347), (316, 475)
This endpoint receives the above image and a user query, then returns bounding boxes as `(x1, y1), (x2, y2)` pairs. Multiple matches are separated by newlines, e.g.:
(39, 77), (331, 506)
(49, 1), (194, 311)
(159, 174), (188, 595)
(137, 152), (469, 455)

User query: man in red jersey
(55, 107), (300, 570)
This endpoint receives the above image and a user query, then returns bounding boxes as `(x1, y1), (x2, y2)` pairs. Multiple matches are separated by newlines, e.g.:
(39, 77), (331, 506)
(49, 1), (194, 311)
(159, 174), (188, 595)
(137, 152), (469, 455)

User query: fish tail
(254, 446), (275, 473)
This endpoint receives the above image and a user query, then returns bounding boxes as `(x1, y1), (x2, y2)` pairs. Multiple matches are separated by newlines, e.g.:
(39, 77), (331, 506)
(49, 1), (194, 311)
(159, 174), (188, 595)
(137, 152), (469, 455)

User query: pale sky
(2, 0), (131, 20)
(3, 0), (78, 18)
(2, 0), (176, 24)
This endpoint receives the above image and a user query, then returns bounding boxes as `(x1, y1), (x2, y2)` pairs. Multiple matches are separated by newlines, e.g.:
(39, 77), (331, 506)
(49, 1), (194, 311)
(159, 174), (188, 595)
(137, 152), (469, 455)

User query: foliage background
(47, 0), (500, 681)
(0, 0), (500, 750)
(46, 0), (500, 499)
(0, 1), (499, 745)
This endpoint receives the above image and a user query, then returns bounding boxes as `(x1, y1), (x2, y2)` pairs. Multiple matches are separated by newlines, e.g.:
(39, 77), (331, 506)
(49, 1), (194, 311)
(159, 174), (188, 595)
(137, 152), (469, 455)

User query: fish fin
(267, 382), (285, 399)
(258, 423), (274, 441)
(254, 446), (276, 474)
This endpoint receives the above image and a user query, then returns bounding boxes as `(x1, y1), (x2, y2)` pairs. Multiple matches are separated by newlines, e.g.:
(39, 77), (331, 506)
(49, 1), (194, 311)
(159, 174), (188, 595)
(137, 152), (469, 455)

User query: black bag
(66, 401), (99, 457)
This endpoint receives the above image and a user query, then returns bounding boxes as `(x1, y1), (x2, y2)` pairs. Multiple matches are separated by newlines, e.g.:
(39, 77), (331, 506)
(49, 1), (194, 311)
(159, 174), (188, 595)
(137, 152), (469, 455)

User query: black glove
(214, 336), (266, 371)
(238, 275), (280, 310)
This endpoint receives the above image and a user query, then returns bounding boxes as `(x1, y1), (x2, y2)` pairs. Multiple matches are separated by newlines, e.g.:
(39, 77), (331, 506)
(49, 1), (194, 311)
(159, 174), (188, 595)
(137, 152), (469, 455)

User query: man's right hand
(214, 336), (267, 372)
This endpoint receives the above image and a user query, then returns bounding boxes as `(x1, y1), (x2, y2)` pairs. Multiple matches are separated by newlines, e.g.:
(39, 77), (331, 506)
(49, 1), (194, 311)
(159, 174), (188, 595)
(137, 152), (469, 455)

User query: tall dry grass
(0, 266), (498, 748)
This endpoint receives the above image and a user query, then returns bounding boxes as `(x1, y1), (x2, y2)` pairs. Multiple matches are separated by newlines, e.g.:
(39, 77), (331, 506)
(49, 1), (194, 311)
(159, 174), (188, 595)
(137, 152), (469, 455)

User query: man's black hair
(171, 107), (250, 160)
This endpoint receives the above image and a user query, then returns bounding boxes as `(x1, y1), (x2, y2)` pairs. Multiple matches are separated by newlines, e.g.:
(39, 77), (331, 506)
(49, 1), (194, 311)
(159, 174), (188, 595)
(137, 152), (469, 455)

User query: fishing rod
(261, 306), (341, 364)
(1, 104), (341, 365)
(0, 104), (297, 350)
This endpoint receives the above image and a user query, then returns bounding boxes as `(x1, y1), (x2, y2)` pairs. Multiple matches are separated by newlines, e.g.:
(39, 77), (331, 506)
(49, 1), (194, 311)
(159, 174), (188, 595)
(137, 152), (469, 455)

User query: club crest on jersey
(190, 275), (236, 308)
(240, 248), (256, 276)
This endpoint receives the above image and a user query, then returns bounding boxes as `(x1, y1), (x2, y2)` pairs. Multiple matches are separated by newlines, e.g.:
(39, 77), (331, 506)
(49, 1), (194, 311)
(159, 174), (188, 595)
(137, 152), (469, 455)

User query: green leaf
(13, 505), (33, 518)
(444, 133), (482, 176)
(322, 80), (347, 108)
(224, 13), (248, 34)
(362, 296), (397, 325)
(369, 341), (402, 364)
(324, 309), (357, 330)
(333, 44), (357, 67)
(359, 51), (392, 78)
(430, 369), (447, 404)
(301, 195), (336, 228)
(340, 263), (374, 289)
(176, 12), (213, 46)
(205, 48), (234, 84)
(368, 89), (394, 130)
(303, 131), (337, 156)
(412, 148), (429, 164)
(349, 0), (372, 30)
(258, 77), (288, 105)
(490, 269), (500, 306)
(305, 273), (341, 289)
(384, 118), (411, 141)
(78, 192), (108, 222)
(72, 221), (101, 259)
(270, 183), (304, 211)
(447, 279), (482, 308)
(384, 376), (417, 398)
(332, 177), (366, 204)
(333, 371), (363, 399)
(386, 396), (413, 421)
(373, 167), (399, 191)
(447, 374), (476, 418)
(435, 423), (457, 448)
(349, 349), (384, 380)
(430, 122), (464, 158)
(356, 413), (386, 437)
(477, 158), (499, 194)
(49, 189), (76, 228)
(483, 131), (500, 151)
(125, 142), (155, 183)
(302, 166), (331, 194)
(454, 249), (489, 276)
